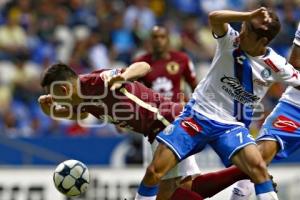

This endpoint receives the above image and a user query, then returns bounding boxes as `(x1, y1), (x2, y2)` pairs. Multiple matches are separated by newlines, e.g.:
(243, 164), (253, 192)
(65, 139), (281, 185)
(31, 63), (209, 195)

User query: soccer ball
(53, 160), (90, 196)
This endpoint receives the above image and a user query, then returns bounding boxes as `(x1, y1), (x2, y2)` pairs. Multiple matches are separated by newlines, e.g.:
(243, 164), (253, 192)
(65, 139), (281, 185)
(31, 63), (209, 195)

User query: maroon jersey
(76, 70), (183, 143)
(135, 51), (197, 102)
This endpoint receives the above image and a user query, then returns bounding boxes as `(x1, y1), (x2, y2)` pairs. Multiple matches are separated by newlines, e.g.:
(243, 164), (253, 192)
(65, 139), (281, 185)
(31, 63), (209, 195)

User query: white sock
(230, 180), (253, 200)
(135, 193), (157, 200)
(257, 191), (279, 200)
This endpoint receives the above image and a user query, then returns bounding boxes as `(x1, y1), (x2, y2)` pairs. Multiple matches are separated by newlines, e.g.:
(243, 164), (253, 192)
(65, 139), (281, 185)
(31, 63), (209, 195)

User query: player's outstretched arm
(209, 7), (271, 37)
(108, 61), (151, 90)
(38, 95), (88, 120)
(122, 61), (151, 81)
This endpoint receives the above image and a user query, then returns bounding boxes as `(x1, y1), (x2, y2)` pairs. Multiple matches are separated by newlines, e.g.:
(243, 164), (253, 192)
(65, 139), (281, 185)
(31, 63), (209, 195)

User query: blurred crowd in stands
(0, 0), (299, 138)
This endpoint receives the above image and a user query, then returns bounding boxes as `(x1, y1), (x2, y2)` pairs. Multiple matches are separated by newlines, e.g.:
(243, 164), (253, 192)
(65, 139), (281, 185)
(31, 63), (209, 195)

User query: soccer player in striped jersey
(228, 22), (300, 200)
(135, 7), (300, 200)
(168, 22), (300, 200)
(38, 62), (201, 200)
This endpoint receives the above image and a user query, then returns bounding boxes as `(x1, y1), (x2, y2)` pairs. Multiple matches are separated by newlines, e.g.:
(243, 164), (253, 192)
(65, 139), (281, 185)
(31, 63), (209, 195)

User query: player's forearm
(209, 10), (251, 36)
(122, 62), (151, 81)
(209, 10), (251, 24)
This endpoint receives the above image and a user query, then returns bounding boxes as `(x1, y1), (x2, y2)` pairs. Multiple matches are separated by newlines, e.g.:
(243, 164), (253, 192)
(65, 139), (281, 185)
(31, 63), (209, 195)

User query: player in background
(168, 22), (300, 200)
(135, 26), (197, 103)
(38, 62), (201, 200)
(135, 7), (300, 200)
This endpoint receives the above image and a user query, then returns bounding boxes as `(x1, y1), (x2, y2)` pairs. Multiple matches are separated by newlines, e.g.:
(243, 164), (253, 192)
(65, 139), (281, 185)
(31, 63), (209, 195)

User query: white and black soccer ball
(53, 160), (90, 196)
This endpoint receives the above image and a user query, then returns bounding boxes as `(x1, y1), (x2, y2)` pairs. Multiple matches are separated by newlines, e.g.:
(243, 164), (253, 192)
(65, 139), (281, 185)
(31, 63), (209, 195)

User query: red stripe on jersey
(264, 59), (280, 72)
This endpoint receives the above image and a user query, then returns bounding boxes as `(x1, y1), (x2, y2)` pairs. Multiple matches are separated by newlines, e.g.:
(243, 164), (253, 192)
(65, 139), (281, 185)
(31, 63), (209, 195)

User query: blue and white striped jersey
(191, 25), (300, 126)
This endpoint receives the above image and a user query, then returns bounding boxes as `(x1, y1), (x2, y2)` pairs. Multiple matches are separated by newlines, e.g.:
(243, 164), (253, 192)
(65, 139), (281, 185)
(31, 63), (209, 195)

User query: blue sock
(137, 182), (158, 197)
(254, 180), (274, 195)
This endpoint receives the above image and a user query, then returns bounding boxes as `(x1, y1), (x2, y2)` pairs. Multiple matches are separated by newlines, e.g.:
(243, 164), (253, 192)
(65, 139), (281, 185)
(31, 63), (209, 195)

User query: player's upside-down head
(40, 63), (82, 106)
(239, 8), (281, 55)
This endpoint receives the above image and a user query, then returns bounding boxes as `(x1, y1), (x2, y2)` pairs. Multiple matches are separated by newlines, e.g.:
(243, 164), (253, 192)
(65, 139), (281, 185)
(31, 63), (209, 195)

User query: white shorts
(143, 138), (201, 180)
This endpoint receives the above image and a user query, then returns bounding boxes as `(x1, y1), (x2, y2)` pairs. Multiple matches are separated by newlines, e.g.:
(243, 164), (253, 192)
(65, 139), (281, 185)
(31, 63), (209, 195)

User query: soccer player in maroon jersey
(38, 62), (201, 200)
(135, 26), (197, 103)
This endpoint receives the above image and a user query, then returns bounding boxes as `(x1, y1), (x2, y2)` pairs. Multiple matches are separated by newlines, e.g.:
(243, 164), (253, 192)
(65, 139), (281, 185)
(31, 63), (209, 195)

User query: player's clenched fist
(38, 94), (53, 116)
(38, 94), (53, 106)
(38, 94), (70, 116)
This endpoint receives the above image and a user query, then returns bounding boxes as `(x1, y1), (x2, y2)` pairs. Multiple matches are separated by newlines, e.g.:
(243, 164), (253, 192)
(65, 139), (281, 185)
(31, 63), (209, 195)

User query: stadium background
(0, 0), (300, 199)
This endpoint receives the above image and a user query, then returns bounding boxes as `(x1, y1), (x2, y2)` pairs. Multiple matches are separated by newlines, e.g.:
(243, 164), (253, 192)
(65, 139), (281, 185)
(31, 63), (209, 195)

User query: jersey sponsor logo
(166, 61), (180, 75)
(261, 68), (272, 79)
(180, 118), (202, 137)
(220, 75), (260, 105)
(272, 115), (300, 133)
(152, 77), (173, 98)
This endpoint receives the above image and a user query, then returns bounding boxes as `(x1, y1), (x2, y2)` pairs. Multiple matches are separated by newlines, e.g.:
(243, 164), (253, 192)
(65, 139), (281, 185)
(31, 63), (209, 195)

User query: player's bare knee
(145, 164), (164, 183)
(249, 160), (269, 181)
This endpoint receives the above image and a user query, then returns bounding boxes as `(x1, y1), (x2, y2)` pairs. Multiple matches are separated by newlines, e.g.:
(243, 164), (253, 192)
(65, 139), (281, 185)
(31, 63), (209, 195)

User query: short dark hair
(40, 63), (78, 87)
(248, 9), (281, 44)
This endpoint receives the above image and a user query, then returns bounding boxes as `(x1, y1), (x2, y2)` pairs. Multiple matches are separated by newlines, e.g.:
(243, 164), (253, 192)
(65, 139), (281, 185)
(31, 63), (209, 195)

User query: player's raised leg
(135, 143), (178, 200)
(189, 166), (248, 198)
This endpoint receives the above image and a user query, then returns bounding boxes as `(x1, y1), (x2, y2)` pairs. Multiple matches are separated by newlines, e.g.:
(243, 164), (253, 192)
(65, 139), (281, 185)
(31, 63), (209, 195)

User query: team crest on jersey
(163, 124), (175, 135)
(180, 118), (202, 137)
(261, 68), (271, 79)
(166, 61), (180, 75)
(272, 115), (300, 133)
